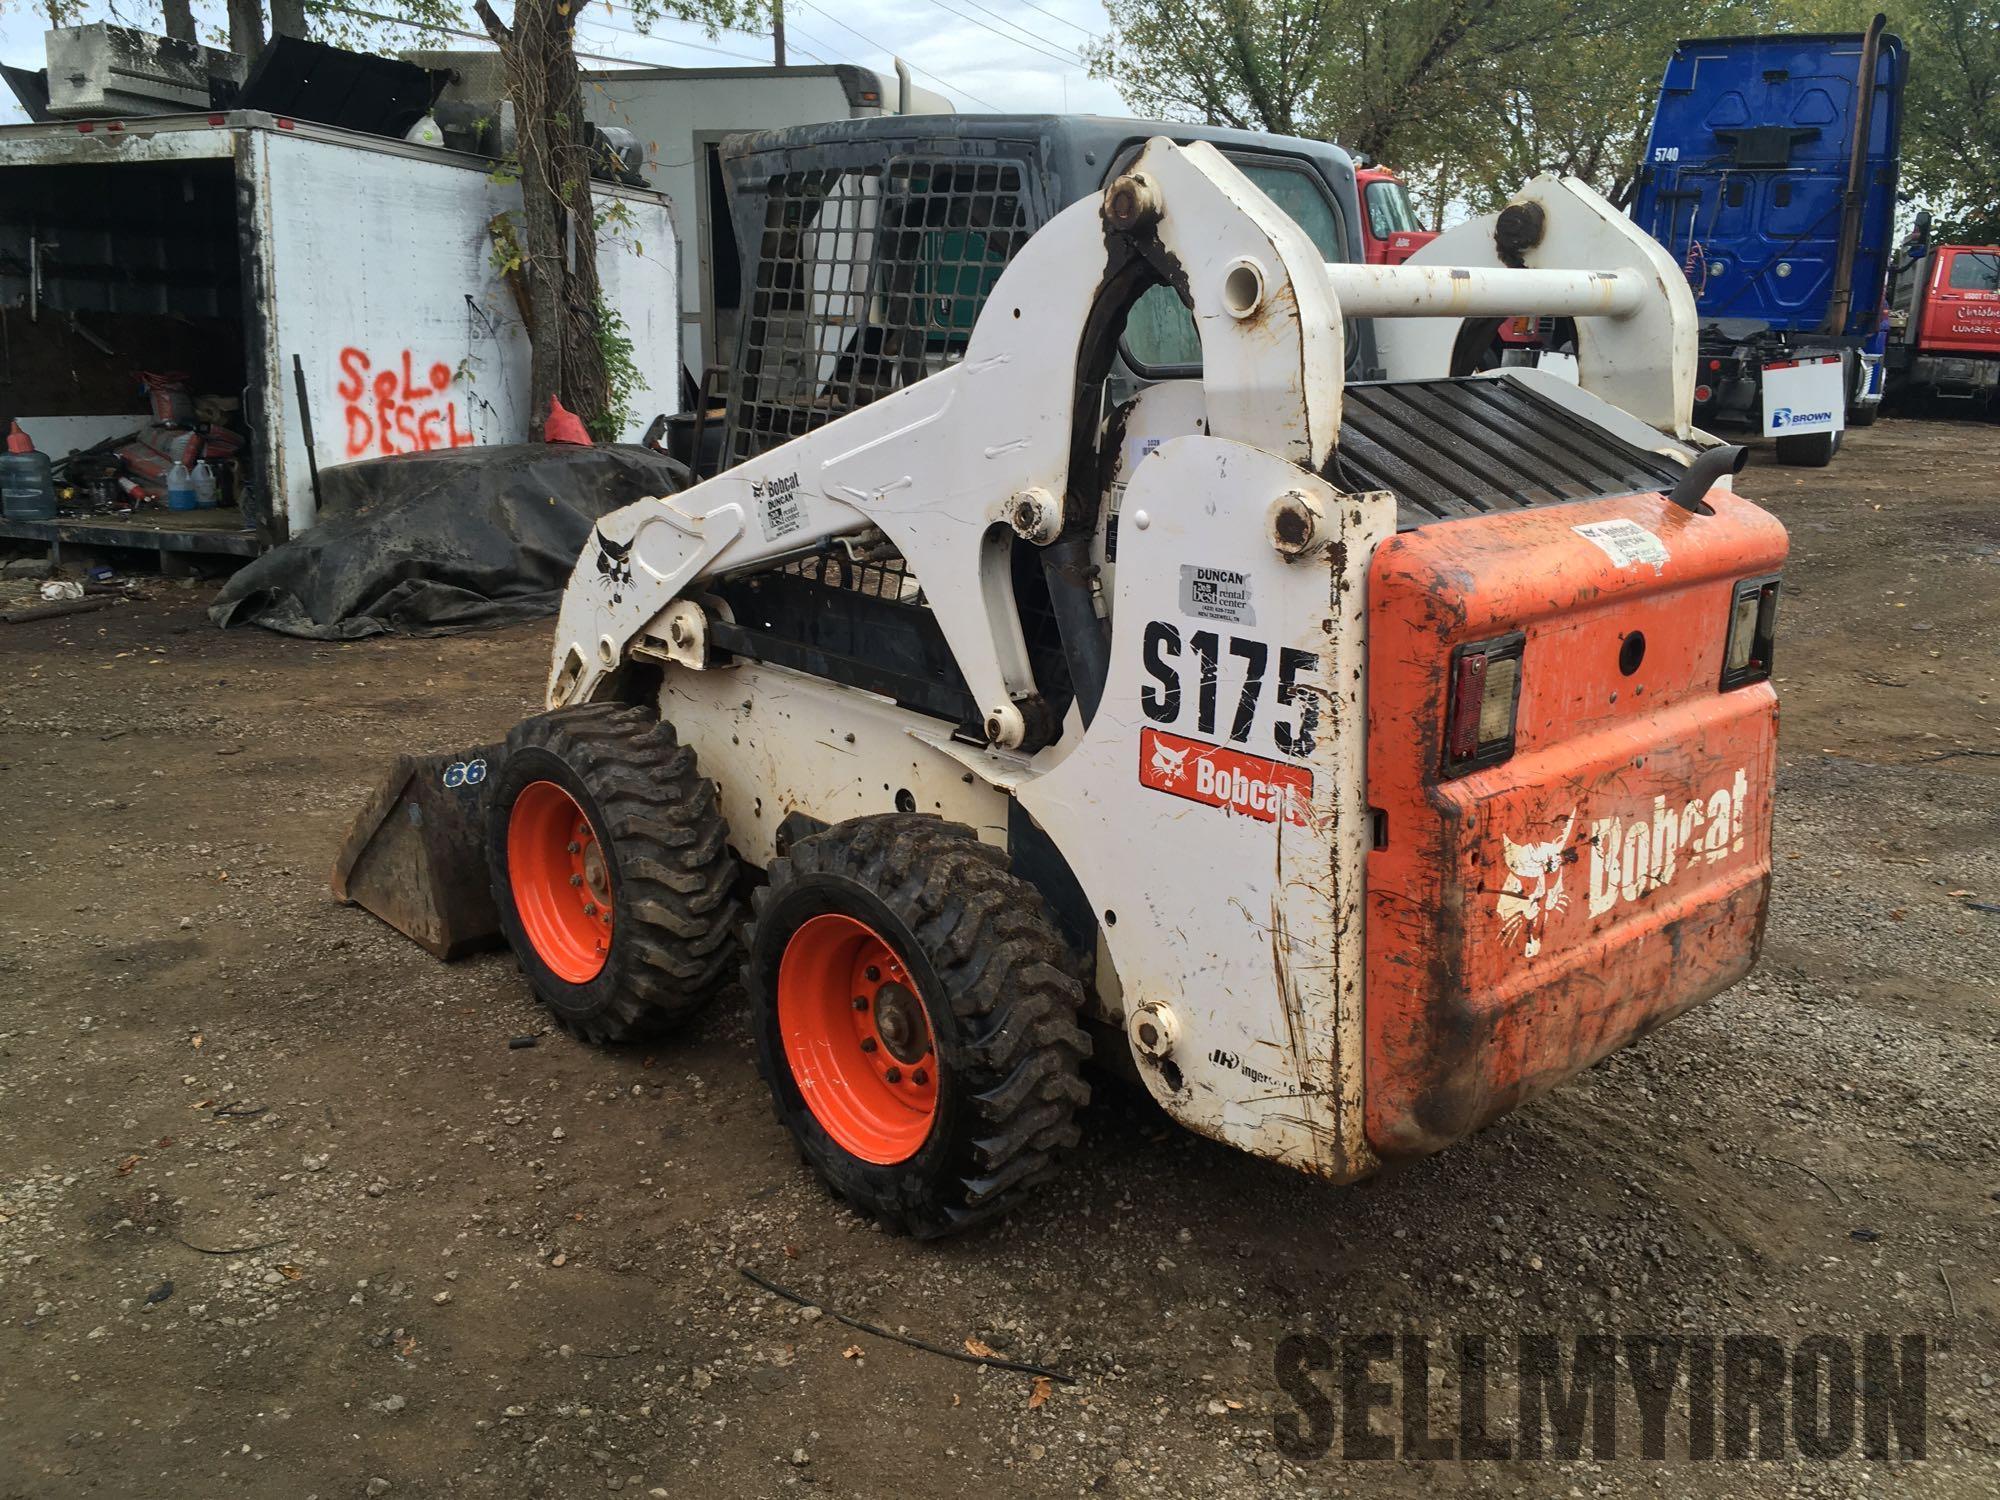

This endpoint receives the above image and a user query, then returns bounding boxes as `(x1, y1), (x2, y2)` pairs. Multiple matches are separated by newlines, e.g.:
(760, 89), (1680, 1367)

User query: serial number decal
(1140, 620), (1319, 756)
(754, 471), (804, 542)
(1139, 727), (1313, 826)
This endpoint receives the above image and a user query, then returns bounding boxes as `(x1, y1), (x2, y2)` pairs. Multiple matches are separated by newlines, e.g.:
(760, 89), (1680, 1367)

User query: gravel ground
(0, 417), (1995, 1498)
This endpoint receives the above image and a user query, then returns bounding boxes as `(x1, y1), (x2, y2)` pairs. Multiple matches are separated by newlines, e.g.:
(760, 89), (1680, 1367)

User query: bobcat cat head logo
(1149, 739), (1192, 785)
(1496, 809), (1576, 958)
(592, 527), (634, 603)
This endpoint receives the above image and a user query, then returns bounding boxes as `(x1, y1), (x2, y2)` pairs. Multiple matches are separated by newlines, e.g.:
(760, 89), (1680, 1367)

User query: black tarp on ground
(210, 444), (690, 639)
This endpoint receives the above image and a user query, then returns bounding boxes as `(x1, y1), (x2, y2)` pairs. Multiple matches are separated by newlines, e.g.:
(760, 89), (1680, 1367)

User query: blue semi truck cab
(1630, 18), (1906, 465)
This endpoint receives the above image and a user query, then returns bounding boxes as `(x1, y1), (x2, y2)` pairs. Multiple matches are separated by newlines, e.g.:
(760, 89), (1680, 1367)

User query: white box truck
(0, 108), (677, 559)
(412, 54), (953, 379)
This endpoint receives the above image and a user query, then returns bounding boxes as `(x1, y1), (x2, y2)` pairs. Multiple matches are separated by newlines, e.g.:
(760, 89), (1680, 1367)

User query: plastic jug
(1, 421), (58, 521)
(166, 460), (199, 512)
(192, 460), (219, 508)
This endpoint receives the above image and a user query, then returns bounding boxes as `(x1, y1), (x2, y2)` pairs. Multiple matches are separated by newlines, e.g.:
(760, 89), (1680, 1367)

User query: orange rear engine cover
(1364, 487), (1788, 1159)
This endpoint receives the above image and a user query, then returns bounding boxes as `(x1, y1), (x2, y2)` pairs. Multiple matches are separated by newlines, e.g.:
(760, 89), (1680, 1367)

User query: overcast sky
(0, 0), (1128, 125)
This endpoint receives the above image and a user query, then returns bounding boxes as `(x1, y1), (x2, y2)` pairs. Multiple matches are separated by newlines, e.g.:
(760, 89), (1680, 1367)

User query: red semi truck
(1886, 226), (2000, 414)
(1356, 166), (1437, 264)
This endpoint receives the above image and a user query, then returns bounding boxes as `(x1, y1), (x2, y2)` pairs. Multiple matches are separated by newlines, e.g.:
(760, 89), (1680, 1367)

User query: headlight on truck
(1721, 576), (1780, 689)
(1444, 631), (1525, 775)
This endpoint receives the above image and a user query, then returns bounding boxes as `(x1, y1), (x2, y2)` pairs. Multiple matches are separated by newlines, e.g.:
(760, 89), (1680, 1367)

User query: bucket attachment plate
(331, 744), (505, 960)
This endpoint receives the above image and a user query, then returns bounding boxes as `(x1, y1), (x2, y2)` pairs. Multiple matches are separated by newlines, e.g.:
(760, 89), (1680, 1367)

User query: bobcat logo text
(1494, 769), (1753, 956)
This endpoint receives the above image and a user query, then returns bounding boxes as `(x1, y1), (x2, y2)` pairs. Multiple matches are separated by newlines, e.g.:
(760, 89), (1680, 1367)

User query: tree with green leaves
(1087, 0), (1996, 235)
(1085, 0), (1747, 219)
(1770, 0), (1998, 240)
(467, 0), (764, 436)
(1895, 0), (2000, 240)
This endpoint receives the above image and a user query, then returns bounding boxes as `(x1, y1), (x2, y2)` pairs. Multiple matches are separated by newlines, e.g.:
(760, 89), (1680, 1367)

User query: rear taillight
(1721, 576), (1780, 689)
(1444, 632), (1524, 774)
(1694, 383), (1713, 403)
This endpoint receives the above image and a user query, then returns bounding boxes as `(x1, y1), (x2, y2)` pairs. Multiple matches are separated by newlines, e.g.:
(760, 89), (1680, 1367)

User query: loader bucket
(331, 744), (505, 960)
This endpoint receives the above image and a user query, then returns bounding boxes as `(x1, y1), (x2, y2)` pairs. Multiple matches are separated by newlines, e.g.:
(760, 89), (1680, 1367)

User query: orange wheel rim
(508, 780), (614, 984)
(777, 913), (940, 1164)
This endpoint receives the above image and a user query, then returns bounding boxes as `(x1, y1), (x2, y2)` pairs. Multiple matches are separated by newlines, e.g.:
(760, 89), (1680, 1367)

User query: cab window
(1946, 251), (2000, 293)
(1365, 178), (1421, 239)
(1121, 157), (1347, 372)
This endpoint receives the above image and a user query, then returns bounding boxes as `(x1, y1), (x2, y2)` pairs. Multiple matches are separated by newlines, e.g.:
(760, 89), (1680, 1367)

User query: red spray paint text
(337, 349), (476, 458)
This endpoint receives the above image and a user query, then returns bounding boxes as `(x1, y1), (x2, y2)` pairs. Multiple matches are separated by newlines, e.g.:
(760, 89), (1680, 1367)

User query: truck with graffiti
(0, 108), (677, 547)
(1886, 219), (2000, 416)
(1628, 19), (1907, 466)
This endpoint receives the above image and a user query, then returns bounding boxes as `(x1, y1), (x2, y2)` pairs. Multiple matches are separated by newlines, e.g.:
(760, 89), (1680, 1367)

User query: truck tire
(488, 703), (740, 1043)
(1774, 429), (1840, 467)
(745, 815), (1090, 1237)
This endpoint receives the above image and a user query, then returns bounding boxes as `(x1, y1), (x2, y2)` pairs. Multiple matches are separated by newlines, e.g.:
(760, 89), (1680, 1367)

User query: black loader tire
(488, 703), (740, 1043)
(746, 815), (1090, 1238)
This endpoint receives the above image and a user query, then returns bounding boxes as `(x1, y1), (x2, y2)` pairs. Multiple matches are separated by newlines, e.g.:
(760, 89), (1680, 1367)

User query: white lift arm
(547, 141), (1696, 719)
(1368, 174), (1699, 437)
(1324, 263), (1648, 320)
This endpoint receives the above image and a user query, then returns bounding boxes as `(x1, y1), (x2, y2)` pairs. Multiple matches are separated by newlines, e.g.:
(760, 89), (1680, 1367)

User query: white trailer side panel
(254, 128), (677, 535)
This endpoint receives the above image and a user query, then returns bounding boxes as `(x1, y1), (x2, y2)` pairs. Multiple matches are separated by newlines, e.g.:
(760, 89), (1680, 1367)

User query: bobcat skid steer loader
(345, 139), (1786, 1237)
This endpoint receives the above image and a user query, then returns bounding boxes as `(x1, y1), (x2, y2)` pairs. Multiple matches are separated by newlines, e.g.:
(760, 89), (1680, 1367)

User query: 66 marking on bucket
(1139, 727), (1313, 826)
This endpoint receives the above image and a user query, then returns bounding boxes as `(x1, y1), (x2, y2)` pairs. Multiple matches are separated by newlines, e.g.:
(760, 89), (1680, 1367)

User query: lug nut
(912, 1068), (928, 1086)
(884, 1066), (902, 1083)
(567, 840), (581, 854)
(865, 965), (881, 982)
(570, 874), (583, 887)
(582, 902), (597, 916)
(853, 996), (869, 1010)
(860, 1037), (878, 1053)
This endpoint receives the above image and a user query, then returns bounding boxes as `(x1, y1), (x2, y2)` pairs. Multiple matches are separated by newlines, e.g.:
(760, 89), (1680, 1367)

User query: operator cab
(694, 113), (1384, 481)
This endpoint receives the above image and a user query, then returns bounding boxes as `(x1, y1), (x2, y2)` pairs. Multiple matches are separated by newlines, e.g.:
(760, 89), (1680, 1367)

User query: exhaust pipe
(1668, 443), (1748, 514)
(1822, 13), (1887, 337)
(895, 56), (912, 115)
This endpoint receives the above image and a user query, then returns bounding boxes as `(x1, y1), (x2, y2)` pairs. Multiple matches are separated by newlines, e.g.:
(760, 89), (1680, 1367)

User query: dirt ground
(1, 417), (1996, 1499)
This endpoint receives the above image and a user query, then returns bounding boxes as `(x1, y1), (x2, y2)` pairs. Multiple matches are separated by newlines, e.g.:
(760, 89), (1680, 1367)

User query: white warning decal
(1572, 518), (1669, 576)
(754, 472), (805, 542)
